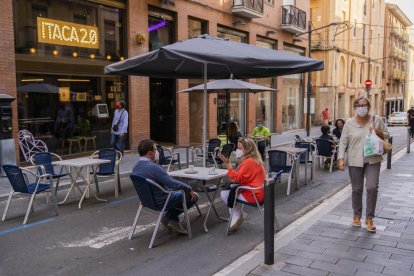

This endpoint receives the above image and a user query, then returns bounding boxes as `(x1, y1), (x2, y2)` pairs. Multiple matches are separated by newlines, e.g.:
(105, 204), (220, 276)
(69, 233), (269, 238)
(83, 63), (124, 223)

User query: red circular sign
(365, 79), (372, 87)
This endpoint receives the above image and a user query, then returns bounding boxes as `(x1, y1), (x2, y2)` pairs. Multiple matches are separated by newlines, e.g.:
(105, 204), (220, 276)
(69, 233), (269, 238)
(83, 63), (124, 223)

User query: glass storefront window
(256, 37), (276, 131)
(217, 26), (248, 134)
(282, 44), (305, 131)
(13, 0), (125, 61)
(16, 74), (125, 156)
(148, 7), (175, 51)
(188, 17), (208, 39)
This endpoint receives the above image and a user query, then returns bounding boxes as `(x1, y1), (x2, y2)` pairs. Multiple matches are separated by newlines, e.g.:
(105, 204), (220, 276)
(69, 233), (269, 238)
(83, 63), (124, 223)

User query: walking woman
(337, 96), (389, 232)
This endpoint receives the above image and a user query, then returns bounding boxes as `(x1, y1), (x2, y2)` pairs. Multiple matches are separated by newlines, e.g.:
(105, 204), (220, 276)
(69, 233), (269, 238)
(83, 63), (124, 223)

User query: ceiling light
(72, 52), (78, 58)
(29, 48), (36, 54)
(57, 79), (90, 82)
(106, 54), (112, 61)
(53, 49), (59, 56)
(90, 53), (95, 59)
(21, 78), (44, 82)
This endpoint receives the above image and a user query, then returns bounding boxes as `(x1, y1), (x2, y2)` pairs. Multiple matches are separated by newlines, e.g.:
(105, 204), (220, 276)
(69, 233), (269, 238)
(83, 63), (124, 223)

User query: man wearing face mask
(337, 96), (389, 233)
(251, 119), (271, 161)
(111, 100), (128, 155)
(132, 140), (198, 235)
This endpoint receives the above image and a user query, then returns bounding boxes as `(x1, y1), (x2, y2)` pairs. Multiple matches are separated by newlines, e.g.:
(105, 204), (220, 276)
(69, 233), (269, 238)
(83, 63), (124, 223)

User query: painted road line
(110, 195), (138, 205)
(0, 218), (55, 235)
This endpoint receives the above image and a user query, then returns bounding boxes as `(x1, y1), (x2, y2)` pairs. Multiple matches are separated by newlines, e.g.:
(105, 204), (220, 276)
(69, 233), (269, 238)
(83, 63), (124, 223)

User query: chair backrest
(295, 142), (314, 163)
(18, 130), (48, 161)
(130, 173), (167, 211)
(220, 143), (235, 159)
(32, 152), (55, 175)
(2, 165), (29, 193)
(267, 150), (292, 173)
(208, 138), (221, 153)
(315, 138), (335, 157)
(97, 148), (117, 174)
(156, 145), (169, 166)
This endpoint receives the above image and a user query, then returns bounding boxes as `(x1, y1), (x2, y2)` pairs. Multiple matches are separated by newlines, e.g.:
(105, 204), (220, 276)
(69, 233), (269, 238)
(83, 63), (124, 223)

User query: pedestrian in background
(251, 119), (270, 161)
(407, 106), (414, 139)
(320, 107), (330, 125)
(111, 100), (128, 155)
(337, 96), (389, 233)
(227, 121), (243, 149)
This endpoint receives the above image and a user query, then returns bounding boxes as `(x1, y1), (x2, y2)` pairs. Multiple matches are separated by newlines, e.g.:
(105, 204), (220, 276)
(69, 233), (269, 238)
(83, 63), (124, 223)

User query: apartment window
(353, 20), (357, 37)
(265, 0), (274, 5)
(364, 0), (367, 15)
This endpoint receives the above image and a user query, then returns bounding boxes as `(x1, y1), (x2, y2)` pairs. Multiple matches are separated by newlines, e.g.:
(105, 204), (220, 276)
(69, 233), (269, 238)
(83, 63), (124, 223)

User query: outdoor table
(52, 157), (110, 209)
(273, 146), (309, 189)
(169, 167), (228, 232)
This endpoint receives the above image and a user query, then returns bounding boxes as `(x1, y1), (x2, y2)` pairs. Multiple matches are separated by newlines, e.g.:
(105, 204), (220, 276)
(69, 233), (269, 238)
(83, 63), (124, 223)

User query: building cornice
(386, 4), (413, 26)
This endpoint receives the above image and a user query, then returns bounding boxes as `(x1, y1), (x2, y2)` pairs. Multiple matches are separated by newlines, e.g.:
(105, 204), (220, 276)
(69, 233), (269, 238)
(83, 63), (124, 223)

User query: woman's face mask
(235, 148), (244, 159)
(355, 106), (368, 117)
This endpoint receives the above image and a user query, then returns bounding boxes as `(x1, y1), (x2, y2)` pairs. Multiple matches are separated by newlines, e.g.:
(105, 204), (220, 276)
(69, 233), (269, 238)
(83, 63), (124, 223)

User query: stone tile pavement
(217, 146), (414, 276)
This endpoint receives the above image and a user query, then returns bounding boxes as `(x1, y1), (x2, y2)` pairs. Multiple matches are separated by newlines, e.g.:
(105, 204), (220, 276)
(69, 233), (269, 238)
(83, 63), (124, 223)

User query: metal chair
(128, 173), (191, 248)
(267, 150), (296, 195)
(314, 138), (337, 173)
(30, 152), (68, 196)
(210, 143), (235, 168)
(193, 138), (221, 166)
(2, 164), (58, 225)
(157, 145), (181, 172)
(295, 142), (316, 182)
(90, 148), (122, 198)
(225, 171), (283, 236)
(18, 130), (48, 162)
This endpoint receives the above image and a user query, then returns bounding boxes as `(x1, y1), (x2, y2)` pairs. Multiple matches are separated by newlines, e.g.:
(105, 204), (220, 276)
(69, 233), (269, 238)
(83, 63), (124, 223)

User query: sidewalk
(0, 126), (322, 199)
(216, 145), (414, 275)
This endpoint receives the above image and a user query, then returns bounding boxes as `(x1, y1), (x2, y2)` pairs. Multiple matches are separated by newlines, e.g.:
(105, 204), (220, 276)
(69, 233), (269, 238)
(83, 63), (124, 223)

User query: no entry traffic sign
(365, 79), (372, 87)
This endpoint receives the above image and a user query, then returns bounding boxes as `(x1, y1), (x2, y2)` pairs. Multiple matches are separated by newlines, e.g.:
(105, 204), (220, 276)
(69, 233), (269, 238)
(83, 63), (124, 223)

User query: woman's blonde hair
(238, 137), (263, 165)
(353, 96), (371, 109)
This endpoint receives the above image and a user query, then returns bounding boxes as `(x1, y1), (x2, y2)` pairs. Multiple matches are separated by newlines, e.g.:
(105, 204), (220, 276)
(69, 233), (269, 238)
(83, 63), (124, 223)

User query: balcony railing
(232, 0), (264, 19)
(281, 5), (306, 34)
(392, 69), (402, 80)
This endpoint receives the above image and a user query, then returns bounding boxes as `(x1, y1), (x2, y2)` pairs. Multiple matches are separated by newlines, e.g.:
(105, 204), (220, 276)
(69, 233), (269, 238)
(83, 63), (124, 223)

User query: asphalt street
(0, 126), (409, 276)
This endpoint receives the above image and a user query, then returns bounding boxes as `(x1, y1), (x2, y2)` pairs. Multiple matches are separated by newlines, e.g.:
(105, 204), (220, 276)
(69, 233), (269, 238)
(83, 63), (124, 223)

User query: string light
(90, 53), (95, 59)
(106, 54), (112, 61)
(52, 49), (59, 56)
(120, 56), (125, 61)
(72, 52), (78, 57)
(29, 48), (36, 54)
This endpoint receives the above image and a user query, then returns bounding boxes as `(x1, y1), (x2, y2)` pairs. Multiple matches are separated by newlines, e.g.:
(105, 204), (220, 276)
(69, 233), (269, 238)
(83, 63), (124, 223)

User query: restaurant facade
(1, 0), (310, 160)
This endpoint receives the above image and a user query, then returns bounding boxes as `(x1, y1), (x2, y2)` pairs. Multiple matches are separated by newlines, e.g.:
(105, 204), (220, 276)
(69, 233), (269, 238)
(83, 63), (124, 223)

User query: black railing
(281, 5), (306, 30)
(232, 0), (264, 14)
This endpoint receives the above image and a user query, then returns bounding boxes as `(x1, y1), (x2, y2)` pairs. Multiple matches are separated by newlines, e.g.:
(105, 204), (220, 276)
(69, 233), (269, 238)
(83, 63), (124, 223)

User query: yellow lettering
(52, 24), (62, 40)
(70, 27), (79, 43)
(44, 22), (54, 39)
(62, 26), (70, 41)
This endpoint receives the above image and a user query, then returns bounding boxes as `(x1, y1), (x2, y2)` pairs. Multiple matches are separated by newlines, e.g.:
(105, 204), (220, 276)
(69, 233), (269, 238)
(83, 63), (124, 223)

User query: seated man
(133, 139), (198, 234)
(251, 119), (270, 161)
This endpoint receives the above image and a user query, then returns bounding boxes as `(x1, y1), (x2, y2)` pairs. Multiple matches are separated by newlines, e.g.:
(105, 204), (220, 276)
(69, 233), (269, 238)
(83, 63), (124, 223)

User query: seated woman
(218, 137), (266, 232)
(332, 119), (345, 140)
(319, 125), (336, 169)
(226, 122), (243, 149)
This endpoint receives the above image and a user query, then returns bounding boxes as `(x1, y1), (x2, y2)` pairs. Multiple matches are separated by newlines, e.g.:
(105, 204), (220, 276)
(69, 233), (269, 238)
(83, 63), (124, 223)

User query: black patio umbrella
(17, 83), (59, 94)
(105, 35), (324, 166)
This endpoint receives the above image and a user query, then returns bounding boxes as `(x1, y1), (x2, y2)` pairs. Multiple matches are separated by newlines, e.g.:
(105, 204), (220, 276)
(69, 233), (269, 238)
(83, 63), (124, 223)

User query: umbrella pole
(203, 63), (207, 167)
(226, 90), (230, 144)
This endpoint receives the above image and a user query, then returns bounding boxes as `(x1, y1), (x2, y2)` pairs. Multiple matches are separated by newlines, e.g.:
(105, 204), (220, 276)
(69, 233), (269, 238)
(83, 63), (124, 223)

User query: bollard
(264, 176), (275, 265)
(387, 136), (393, 169)
(408, 127), (411, 153)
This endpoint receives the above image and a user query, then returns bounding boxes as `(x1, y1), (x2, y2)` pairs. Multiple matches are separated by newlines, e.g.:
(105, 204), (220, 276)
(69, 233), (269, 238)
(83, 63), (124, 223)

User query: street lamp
(295, 21), (342, 137)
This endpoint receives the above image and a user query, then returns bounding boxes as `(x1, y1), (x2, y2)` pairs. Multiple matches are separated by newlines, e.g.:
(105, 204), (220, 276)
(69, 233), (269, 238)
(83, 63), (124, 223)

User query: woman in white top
(337, 96), (389, 233)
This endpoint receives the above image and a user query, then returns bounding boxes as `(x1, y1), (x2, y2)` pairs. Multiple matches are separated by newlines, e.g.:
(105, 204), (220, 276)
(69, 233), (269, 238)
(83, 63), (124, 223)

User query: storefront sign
(37, 17), (99, 49)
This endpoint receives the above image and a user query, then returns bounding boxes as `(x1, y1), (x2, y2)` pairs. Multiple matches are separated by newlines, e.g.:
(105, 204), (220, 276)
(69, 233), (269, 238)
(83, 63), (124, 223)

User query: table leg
(78, 164), (107, 209)
(202, 179), (227, 233)
(186, 148), (190, 168)
(295, 155), (299, 190)
(59, 166), (84, 205)
(304, 153), (308, 185)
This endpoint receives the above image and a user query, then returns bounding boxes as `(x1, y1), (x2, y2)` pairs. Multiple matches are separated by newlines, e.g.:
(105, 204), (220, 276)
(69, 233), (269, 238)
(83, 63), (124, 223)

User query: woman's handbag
(374, 116), (392, 154)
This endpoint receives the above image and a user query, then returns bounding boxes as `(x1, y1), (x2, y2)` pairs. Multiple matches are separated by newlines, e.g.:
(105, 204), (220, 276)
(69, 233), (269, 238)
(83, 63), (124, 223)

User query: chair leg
(182, 191), (192, 240)
(287, 171), (293, 196)
(128, 203), (143, 240)
(149, 211), (165, 249)
(117, 165), (121, 195)
(225, 207), (235, 236)
(329, 157), (334, 173)
(195, 203), (202, 217)
(94, 174), (100, 194)
(2, 189), (14, 221)
(23, 193), (37, 225)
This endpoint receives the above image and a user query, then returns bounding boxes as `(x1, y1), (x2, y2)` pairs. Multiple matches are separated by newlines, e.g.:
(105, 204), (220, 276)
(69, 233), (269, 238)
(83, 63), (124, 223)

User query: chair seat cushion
(27, 183), (51, 194)
(236, 199), (263, 207)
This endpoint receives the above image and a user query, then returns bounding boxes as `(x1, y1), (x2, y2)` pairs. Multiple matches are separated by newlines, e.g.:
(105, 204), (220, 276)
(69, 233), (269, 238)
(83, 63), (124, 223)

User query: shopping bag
(364, 130), (384, 157)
